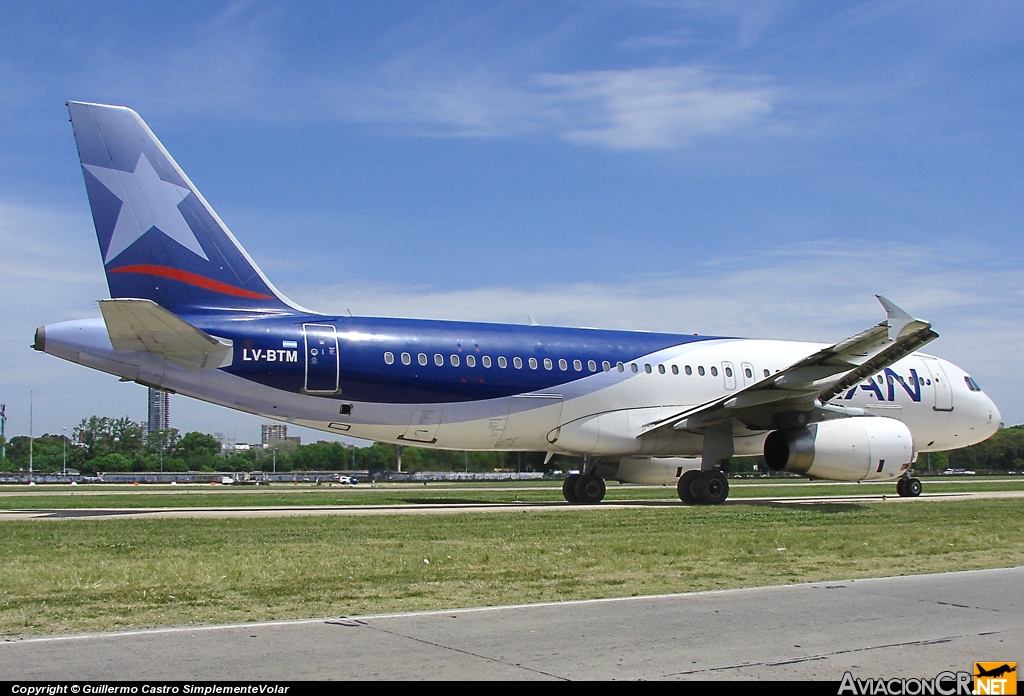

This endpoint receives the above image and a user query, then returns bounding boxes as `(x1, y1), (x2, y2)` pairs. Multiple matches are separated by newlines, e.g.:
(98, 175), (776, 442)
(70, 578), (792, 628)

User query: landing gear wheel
(896, 477), (922, 497)
(574, 473), (606, 504)
(562, 474), (581, 504)
(677, 470), (701, 505)
(693, 470), (729, 505)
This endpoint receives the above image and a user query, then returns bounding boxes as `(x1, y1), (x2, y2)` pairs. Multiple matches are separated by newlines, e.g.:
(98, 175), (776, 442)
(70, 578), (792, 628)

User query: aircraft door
(921, 357), (953, 411)
(303, 324), (339, 393)
(722, 362), (736, 390)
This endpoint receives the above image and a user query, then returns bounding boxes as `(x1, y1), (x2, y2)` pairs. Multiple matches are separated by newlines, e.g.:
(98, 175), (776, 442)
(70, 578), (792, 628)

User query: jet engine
(763, 417), (914, 482)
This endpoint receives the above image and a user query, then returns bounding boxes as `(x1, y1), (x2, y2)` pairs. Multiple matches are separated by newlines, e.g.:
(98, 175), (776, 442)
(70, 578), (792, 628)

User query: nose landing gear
(896, 476), (922, 497)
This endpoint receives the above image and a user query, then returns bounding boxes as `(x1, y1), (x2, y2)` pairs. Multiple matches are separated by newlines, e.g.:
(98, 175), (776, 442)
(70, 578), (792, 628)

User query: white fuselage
(41, 319), (1000, 464)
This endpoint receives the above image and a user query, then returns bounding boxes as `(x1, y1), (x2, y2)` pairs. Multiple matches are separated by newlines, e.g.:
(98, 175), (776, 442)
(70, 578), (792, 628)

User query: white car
(221, 476), (234, 485)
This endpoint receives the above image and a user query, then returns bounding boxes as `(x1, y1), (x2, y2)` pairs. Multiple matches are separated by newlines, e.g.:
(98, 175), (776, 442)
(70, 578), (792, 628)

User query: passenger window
(644, 364), (652, 374)
(450, 354), (460, 367)
(763, 369), (769, 377)
(744, 367), (752, 378)
(658, 364), (665, 374)
(482, 356), (492, 368)
(513, 357), (523, 369)
(498, 356), (508, 368)
(671, 365), (679, 375)
(725, 367), (732, 378)
(434, 354), (444, 366)
(711, 366), (718, 377)
(384, 352), (394, 365)
(466, 355), (476, 367)
(685, 365), (692, 375)
(401, 352), (411, 365)
(630, 363), (639, 373)
(418, 353), (428, 366)
(617, 362), (625, 372)
(543, 358), (553, 370)
(588, 360), (596, 372)
(698, 366), (705, 376)
(529, 357), (538, 369)
(559, 358), (568, 371)
(603, 361), (611, 371)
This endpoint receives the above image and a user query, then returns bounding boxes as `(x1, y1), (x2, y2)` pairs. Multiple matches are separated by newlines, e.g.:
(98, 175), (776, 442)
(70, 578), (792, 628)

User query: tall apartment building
(261, 423), (288, 447)
(147, 388), (170, 435)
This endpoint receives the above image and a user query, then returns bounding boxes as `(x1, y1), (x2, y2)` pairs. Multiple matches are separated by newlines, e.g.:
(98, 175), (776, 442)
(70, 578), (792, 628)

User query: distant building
(261, 423), (301, 447)
(261, 423), (287, 447)
(147, 388), (170, 434)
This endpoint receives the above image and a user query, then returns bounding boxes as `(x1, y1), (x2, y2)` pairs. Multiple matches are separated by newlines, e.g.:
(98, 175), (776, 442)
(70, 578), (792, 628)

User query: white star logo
(84, 154), (209, 264)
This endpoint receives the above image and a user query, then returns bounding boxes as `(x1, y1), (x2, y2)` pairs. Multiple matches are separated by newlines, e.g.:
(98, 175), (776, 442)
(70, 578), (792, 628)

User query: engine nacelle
(763, 417), (914, 482)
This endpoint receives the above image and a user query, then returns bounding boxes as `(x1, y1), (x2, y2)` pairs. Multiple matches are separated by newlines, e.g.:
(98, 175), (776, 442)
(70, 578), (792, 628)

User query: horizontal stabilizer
(99, 298), (232, 371)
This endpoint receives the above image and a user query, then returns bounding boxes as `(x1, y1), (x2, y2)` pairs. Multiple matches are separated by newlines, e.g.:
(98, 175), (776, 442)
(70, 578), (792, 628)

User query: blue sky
(1, 1), (1023, 443)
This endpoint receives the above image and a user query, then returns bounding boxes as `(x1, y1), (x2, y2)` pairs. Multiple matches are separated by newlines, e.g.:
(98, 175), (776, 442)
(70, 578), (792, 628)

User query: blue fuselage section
(191, 313), (725, 404)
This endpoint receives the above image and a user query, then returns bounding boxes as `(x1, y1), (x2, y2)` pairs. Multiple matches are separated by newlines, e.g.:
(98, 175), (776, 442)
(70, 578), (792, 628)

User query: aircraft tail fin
(68, 101), (299, 315)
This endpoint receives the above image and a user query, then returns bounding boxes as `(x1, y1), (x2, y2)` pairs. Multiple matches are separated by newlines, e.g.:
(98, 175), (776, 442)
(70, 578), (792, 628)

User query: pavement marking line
(1, 489), (1022, 521)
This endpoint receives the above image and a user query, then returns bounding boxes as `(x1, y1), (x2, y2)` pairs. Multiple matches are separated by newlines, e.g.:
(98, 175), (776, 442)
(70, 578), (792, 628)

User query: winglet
(876, 295), (921, 341)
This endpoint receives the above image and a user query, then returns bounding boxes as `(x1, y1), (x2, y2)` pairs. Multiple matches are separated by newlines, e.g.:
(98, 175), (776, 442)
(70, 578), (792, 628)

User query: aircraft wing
(639, 296), (938, 437)
(99, 298), (233, 372)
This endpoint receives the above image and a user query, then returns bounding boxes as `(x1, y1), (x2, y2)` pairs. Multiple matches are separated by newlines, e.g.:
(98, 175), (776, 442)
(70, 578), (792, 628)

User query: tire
(562, 474), (580, 504)
(677, 470), (701, 505)
(905, 477), (922, 497)
(574, 473), (606, 504)
(896, 478), (908, 497)
(693, 470), (729, 505)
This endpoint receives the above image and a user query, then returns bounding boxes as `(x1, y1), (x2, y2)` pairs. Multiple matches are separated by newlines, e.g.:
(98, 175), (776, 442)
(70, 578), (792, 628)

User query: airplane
(33, 102), (1001, 505)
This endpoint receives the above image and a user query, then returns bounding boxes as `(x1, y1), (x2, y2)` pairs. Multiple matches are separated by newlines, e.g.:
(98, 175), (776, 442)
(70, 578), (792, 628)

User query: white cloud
(327, 65), (778, 148)
(537, 66), (775, 149)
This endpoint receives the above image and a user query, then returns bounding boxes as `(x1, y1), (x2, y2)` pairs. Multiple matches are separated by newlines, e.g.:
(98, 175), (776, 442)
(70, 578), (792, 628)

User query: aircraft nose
(987, 395), (1002, 433)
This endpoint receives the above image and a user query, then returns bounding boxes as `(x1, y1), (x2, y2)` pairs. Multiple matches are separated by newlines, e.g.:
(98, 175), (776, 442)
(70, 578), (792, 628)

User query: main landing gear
(677, 469), (729, 505)
(896, 476), (922, 498)
(562, 472), (607, 504)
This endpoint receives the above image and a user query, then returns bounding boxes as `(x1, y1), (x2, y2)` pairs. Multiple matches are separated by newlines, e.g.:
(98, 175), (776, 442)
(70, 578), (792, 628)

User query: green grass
(0, 478), (1022, 509)
(1, 498), (1022, 636)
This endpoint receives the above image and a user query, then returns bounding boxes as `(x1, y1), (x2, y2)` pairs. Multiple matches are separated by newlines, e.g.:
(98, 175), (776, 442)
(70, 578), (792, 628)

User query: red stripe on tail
(109, 264), (275, 300)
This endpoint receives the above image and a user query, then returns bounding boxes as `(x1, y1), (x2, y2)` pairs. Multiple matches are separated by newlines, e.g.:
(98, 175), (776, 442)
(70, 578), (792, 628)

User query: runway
(2, 566), (1021, 680)
(0, 489), (1021, 520)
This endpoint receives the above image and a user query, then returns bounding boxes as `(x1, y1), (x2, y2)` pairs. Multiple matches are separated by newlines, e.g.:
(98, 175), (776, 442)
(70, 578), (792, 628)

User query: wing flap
(99, 298), (233, 371)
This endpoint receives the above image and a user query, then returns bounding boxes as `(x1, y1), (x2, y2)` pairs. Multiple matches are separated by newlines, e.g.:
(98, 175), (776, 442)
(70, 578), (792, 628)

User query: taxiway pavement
(0, 489), (1021, 520)
(2, 566), (1021, 680)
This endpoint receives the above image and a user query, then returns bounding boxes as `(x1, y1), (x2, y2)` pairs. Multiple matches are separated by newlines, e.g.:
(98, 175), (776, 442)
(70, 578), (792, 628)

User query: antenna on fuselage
(527, 314), (538, 326)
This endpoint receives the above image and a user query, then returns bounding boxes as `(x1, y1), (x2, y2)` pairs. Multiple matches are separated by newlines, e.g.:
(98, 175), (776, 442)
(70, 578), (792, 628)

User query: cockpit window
(964, 376), (983, 392)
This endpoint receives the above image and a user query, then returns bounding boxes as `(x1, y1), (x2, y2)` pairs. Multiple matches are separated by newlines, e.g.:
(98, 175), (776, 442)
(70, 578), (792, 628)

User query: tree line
(0, 415), (552, 474)
(1, 415), (1022, 475)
